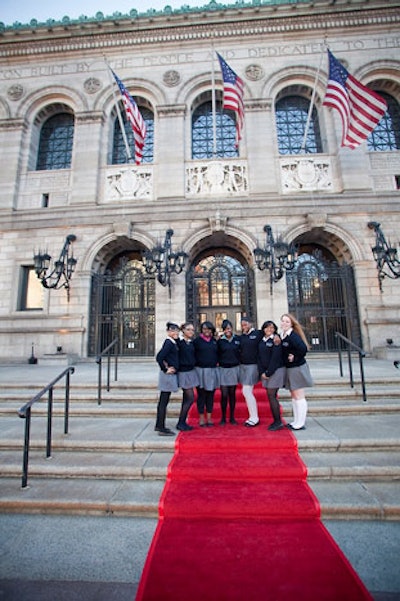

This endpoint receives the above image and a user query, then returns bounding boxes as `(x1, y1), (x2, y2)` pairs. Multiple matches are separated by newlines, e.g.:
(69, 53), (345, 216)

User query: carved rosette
(280, 157), (333, 193)
(186, 160), (248, 196)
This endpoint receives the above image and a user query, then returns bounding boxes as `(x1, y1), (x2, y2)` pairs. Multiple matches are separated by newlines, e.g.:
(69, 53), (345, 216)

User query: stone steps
(0, 360), (399, 521)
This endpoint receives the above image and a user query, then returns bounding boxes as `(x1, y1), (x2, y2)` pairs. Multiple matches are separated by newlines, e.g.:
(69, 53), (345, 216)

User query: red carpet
(135, 386), (372, 601)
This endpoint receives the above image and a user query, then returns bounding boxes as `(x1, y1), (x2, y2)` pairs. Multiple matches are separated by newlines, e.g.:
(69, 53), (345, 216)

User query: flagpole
(103, 56), (134, 163)
(211, 43), (217, 158)
(300, 43), (326, 154)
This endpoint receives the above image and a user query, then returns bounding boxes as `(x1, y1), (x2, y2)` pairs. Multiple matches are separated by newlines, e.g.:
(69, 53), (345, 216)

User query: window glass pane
(192, 101), (238, 159)
(367, 92), (400, 152)
(19, 267), (44, 310)
(36, 113), (74, 170)
(276, 95), (322, 155)
(112, 107), (154, 164)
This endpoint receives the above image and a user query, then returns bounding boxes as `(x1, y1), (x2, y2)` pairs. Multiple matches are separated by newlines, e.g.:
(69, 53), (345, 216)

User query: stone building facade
(0, 0), (399, 362)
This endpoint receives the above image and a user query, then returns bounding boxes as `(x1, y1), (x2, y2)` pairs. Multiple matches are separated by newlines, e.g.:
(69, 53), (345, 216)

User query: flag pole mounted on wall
(216, 52), (245, 148)
(300, 43), (326, 154)
(104, 58), (147, 165)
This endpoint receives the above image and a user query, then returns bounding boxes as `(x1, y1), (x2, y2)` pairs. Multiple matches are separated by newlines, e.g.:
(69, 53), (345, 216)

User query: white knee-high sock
(296, 398), (308, 428)
(242, 385), (259, 423)
(290, 398), (299, 427)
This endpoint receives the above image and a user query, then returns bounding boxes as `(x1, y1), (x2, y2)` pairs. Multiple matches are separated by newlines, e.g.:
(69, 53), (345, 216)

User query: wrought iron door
(89, 257), (155, 356)
(286, 252), (361, 352)
(186, 253), (255, 333)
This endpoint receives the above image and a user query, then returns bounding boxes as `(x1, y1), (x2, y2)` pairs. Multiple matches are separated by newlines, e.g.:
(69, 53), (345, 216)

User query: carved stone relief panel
(186, 160), (248, 196)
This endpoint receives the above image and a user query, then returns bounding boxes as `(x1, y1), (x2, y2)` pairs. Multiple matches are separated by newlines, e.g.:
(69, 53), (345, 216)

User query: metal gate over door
(186, 253), (255, 333)
(286, 252), (361, 352)
(89, 257), (155, 356)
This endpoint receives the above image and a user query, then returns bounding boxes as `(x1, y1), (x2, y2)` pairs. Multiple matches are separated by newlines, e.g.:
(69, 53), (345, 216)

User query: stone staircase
(0, 358), (399, 521)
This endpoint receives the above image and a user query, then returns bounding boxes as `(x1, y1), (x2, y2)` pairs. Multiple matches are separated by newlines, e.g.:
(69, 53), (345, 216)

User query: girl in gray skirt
(280, 313), (313, 430)
(155, 322), (180, 436)
(258, 320), (286, 431)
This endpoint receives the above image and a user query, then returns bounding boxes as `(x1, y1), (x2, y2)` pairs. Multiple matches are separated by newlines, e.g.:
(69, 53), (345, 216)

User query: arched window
(112, 106), (154, 164)
(367, 92), (400, 151)
(192, 101), (238, 159)
(276, 95), (322, 155)
(36, 113), (74, 170)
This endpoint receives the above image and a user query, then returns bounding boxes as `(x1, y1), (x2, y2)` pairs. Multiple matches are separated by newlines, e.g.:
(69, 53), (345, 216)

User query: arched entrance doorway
(286, 243), (361, 352)
(186, 250), (255, 333)
(88, 247), (155, 357)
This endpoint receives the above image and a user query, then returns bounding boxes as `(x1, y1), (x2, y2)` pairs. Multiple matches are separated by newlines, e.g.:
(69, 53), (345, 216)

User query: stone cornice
(0, 117), (26, 130)
(157, 104), (187, 117)
(0, 3), (399, 58)
(75, 111), (105, 124)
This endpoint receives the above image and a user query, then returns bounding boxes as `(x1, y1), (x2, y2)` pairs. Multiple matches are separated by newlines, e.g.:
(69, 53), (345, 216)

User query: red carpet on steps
(135, 386), (372, 601)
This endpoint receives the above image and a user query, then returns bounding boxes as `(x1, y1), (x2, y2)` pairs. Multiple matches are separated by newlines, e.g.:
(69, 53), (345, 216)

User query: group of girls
(154, 313), (313, 436)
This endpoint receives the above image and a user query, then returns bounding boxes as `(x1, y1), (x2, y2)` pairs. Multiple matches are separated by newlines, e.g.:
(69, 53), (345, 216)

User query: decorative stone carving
(280, 157), (333, 193)
(306, 213), (327, 228)
(84, 77), (102, 94)
(245, 64), (264, 81)
(7, 84), (24, 100)
(208, 209), (227, 232)
(186, 160), (248, 196)
(106, 166), (153, 200)
(162, 70), (181, 87)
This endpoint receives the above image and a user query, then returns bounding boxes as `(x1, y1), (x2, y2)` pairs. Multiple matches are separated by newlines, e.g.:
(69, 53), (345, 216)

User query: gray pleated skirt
(261, 366), (286, 389)
(219, 365), (240, 386)
(239, 363), (260, 386)
(195, 366), (220, 391)
(158, 371), (179, 392)
(285, 362), (313, 390)
(178, 369), (200, 389)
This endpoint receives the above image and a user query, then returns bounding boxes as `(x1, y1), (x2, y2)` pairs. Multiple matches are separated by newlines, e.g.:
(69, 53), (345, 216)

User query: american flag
(112, 70), (146, 164)
(216, 53), (245, 147)
(323, 50), (387, 150)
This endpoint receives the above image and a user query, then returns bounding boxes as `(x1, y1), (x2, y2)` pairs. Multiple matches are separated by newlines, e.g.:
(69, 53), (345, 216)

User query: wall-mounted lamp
(142, 229), (187, 296)
(367, 221), (400, 292)
(33, 234), (77, 302)
(253, 225), (297, 295)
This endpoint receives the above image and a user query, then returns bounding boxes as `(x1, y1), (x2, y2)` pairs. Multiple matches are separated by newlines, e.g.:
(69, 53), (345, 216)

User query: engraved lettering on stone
(245, 64), (264, 81)
(106, 167), (152, 200)
(163, 70), (181, 87)
(186, 161), (248, 196)
(7, 84), (24, 100)
(280, 158), (333, 193)
(84, 77), (102, 94)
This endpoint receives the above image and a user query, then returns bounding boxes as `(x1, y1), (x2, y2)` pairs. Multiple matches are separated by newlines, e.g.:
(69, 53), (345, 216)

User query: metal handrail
(18, 366), (75, 488)
(335, 332), (367, 402)
(96, 338), (118, 405)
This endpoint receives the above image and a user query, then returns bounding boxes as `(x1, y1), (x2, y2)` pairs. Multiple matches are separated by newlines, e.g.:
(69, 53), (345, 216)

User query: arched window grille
(112, 106), (154, 164)
(36, 113), (74, 170)
(367, 92), (400, 151)
(192, 101), (238, 159)
(275, 95), (322, 155)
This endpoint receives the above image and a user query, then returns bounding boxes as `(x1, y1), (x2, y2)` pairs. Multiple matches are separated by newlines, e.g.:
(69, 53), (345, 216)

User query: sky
(0, 0), (213, 26)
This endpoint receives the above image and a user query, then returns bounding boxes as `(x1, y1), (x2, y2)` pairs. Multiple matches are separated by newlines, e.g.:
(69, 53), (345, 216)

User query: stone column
(70, 111), (105, 205)
(155, 105), (186, 200)
(0, 118), (26, 210)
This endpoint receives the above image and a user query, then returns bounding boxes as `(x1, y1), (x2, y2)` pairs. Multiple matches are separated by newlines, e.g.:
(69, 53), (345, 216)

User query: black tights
(220, 385), (237, 420)
(196, 387), (214, 415)
(266, 388), (282, 423)
(177, 388), (195, 426)
(156, 391), (171, 429)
